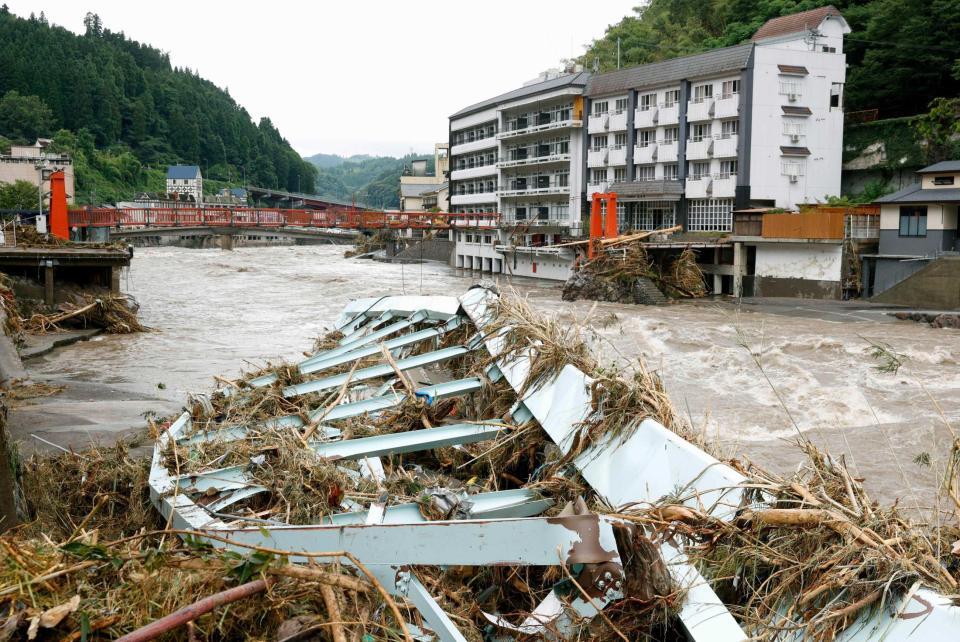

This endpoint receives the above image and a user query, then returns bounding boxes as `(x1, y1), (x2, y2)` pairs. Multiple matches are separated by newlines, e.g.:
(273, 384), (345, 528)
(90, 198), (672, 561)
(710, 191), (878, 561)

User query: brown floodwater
(15, 245), (960, 508)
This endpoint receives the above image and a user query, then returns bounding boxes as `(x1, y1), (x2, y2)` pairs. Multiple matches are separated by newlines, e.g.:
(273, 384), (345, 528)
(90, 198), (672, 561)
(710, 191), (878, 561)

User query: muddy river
(14, 245), (960, 508)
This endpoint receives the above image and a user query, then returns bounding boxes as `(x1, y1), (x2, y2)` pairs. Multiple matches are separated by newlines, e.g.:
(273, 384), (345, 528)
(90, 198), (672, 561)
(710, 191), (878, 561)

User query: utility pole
(617, 37), (621, 69)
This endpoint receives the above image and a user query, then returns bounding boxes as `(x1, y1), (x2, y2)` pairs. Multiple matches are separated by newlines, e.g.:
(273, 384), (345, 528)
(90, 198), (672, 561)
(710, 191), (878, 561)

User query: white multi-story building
(166, 165), (203, 203)
(449, 71), (589, 279)
(585, 5), (849, 235)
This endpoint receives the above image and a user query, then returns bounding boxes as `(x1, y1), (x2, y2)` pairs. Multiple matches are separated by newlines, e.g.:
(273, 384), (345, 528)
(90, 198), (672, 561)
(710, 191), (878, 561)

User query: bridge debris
(3, 286), (960, 641)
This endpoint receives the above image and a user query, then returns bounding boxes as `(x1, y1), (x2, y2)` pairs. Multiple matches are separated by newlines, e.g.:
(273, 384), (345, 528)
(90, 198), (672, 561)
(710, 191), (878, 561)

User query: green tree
(915, 97), (960, 163)
(0, 179), (39, 209)
(0, 91), (53, 141)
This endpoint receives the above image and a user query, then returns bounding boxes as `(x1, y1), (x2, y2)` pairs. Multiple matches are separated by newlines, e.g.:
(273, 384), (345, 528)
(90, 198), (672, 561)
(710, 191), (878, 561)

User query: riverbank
(8, 245), (959, 507)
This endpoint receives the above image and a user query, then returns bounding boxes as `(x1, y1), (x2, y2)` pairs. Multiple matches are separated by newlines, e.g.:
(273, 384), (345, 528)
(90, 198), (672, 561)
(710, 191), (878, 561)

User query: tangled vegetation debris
(0, 290), (957, 641)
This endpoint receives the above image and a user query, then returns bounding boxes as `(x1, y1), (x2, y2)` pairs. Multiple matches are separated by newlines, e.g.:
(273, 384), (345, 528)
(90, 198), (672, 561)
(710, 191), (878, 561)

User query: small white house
(166, 165), (203, 203)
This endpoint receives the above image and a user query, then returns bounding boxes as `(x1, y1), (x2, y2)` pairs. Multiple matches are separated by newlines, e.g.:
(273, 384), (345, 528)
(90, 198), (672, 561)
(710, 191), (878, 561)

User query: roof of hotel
(166, 165), (201, 179)
(400, 182), (440, 198)
(917, 160), (960, 174)
(875, 183), (960, 204)
(585, 42), (754, 97)
(450, 72), (591, 120)
(752, 5), (843, 41)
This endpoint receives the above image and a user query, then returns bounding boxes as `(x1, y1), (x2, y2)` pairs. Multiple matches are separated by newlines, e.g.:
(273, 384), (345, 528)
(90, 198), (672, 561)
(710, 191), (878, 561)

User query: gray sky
(8, 1), (638, 158)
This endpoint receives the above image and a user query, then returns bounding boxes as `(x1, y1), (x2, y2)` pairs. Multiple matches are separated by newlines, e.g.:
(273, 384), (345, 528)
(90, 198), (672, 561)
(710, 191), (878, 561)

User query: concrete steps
(633, 277), (668, 305)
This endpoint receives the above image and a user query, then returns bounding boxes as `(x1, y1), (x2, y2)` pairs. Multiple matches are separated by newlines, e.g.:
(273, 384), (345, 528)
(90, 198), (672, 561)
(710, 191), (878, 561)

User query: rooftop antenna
(593, 56), (599, 73)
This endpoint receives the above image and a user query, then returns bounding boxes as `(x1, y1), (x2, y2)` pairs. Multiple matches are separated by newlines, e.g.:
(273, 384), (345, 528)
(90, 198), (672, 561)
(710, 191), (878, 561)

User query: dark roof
(586, 43), (754, 97)
(875, 183), (960, 203)
(753, 5), (842, 41)
(782, 106), (812, 116)
(917, 161), (960, 174)
(166, 165), (201, 180)
(450, 72), (590, 120)
(229, 187), (247, 198)
(400, 182), (439, 198)
(781, 146), (811, 156)
(609, 180), (684, 201)
(778, 64), (809, 75)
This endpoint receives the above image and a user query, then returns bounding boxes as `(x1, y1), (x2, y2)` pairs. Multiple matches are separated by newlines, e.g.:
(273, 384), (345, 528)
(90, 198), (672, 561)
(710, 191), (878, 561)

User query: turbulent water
(17, 245), (960, 506)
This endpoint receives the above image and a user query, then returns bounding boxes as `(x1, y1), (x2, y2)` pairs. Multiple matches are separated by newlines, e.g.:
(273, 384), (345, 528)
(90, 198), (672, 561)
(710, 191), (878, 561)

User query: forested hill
(0, 8), (316, 202)
(305, 153), (433, 209)
(581, 0), (960, 119)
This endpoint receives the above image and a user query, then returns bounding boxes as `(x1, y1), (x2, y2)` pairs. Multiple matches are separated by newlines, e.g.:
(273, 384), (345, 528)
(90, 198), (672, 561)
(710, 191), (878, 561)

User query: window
(780, 80), (802, 98)
(721, 120), (739, 138)
(783, 121), (805, 138)
(822, 45), (837, 53)
(830, 82), (843, 110)
(690, 161), (710, 179)
(591, 168), (608, 184)
(721, 79), (740, 99)
(719, 160), (738, 178)
(933, 176), (955, 186)
(691, 123), (712, 142)
(593, 100), (608, 115)
(557, 172), (569, 187)
(557, 140), (570, 154)
(591, 134), (608, 151)
(663, 164), (678, 180)
(663, 89), (680, 107)
(662, 127), (679, 144)
(613, 132), (627, 148)
(614, 167), (626, 182)
(638, 129), (656, 147)
(687, 199), (733, 232)
(614, 98), (628, 113)
(899, 206), (927, 237)
(693, 84), (713, 103)
(636, 165), (656, 181)
(639, 93), (656, 111)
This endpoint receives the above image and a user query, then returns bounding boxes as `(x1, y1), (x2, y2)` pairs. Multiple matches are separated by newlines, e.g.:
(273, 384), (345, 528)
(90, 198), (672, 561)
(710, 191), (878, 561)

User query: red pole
(588, 195), (603, 260)
(48, 171), (69, 240)
(604, 193), (618, 240)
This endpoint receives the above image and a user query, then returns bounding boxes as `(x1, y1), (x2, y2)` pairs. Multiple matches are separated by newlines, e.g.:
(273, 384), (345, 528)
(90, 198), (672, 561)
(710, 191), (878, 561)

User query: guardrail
(68, 208), (501, 230)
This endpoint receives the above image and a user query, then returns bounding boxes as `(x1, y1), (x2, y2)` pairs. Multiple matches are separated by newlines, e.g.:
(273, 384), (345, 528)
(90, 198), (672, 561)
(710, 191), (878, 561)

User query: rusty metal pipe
(114, 578), (270, 642)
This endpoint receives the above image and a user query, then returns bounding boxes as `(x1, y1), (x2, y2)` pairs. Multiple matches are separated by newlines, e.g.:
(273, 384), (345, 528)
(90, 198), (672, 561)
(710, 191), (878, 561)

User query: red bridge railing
(67, 208), (500, 230)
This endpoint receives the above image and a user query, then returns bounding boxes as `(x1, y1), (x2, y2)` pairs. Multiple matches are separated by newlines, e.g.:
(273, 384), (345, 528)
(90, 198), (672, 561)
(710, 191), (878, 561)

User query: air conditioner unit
(790, 133), (801, 143)
(788, 93), (799, 102)
(789, 174), (799, 183)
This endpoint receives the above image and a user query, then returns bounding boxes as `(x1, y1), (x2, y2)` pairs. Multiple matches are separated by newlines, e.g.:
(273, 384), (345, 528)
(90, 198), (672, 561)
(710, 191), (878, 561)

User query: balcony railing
(497, 118), (582, 140)
(498, 183), (571, 197)
(497, 153), (571, 169)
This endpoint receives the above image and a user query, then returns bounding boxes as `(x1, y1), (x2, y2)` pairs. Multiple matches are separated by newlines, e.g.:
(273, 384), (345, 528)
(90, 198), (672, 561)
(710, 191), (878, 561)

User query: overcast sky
(8, 1), (638, 158)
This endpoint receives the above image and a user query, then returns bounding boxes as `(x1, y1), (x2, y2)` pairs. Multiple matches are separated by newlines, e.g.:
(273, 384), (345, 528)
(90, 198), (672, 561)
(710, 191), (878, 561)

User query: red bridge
(67, 207), (499, 231)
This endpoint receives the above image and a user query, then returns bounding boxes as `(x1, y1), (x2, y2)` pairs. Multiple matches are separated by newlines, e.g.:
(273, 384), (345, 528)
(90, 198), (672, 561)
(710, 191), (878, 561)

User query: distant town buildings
(165, 165), (203, 203)
(0, 138), (75, 206)
(399, 144), (448, 211)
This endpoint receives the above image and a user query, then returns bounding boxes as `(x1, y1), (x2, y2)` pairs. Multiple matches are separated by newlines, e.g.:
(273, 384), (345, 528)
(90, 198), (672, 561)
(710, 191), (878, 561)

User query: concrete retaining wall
(871, 256), (960, 309)
(390, 238), (454, 263)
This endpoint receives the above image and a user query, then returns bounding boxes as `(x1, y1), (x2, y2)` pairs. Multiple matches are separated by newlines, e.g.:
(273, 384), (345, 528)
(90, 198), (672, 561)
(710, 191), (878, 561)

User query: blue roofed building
(166, 165), (203, 203)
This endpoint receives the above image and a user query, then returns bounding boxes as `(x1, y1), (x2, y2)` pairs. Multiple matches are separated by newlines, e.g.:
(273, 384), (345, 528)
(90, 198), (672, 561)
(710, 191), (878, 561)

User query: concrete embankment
(380, 237), (454, 264)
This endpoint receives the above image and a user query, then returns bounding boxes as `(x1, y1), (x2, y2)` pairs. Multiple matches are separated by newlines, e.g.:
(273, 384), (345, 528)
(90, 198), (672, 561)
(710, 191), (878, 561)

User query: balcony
(715, 95), (739, 119)
(451, 192), (498, 206)
(634, 107), (658, 129)
(685, 176), (713, 198)
(634, 143), (657, 164)
(498, 182), (570, 198)
(713, 134), (738, 158)
(587, 181), (611, 199)
(451, 137), (498, 156)
(686, 137), (714, 160)
(497, 118), (582, 140)
(450, 164), (498, 181)
(658, 103), (679, 125)
(608, 146), (627, 166)
(687, 98), (715, 122)
(712, 175), (737, 198)
(609, 110), (628, 131)
(658, 141), (678, 163)
(496, 153), (570, 170)
(587, 113), (609, 134)
(587, 148), (609, 168)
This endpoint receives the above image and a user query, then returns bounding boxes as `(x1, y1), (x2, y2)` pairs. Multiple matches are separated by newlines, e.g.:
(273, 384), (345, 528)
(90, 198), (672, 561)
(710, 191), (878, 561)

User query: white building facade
(449, 71), (589, 280)
(585, 5), (849, 236)
(166, 165), (203, 203)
